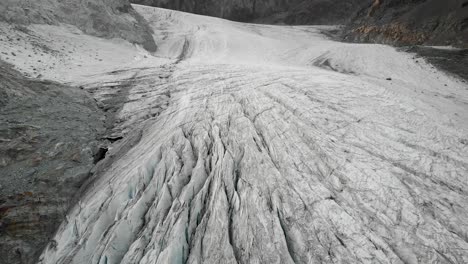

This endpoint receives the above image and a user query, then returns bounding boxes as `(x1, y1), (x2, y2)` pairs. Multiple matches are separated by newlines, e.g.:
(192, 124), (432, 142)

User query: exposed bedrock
(0, 61), (106, 264)
(345, 0), (468, 47)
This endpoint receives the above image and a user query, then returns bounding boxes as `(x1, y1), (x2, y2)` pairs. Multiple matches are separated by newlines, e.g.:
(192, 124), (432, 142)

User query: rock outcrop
(0, 0), (157, 51)
(281, 0), (366, 25)
(0, 61), (106, 264)
(345, 0), (468, 47)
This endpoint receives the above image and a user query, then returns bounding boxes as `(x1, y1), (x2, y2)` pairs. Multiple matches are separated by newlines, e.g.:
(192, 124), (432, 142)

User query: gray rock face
(345, 0), (468, 47)
(131, 0), (366, 24)
(0, 0), (157, 51)
(281, 0), (368, 25)
(0, 61), (107, 264)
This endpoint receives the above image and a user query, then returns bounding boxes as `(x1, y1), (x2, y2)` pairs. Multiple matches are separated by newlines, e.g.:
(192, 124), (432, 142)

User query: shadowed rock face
(131, 0), (366, 24)
(0, 0), (157, 51)
(132, 0), (286, 21)
(346, 0), (468, 47)
(282, 0), (366, 25)
(0, 61), (106, 264)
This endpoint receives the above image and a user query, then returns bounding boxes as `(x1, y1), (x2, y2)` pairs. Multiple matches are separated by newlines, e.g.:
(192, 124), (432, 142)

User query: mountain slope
(0, 0), (157, 51)
(131, 0), (367, 24)
(346, 0), (468, 47)
(131, 0), (468, 47)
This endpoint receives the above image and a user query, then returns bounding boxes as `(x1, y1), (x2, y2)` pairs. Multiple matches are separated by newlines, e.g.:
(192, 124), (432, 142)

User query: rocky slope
(0, 61), (106, 264)
(281, 0), (367, 25)
(345, 0), (468, 47)
(131, 0), (366, 24)
(0, 0), (157, 51)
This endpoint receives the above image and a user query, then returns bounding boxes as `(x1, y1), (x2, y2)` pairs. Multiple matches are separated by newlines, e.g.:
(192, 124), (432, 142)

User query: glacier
(1, 4), (467, 264)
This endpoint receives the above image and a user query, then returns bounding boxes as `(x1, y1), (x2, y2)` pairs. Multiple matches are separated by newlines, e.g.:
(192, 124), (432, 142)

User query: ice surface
(2, 5), (467, 264)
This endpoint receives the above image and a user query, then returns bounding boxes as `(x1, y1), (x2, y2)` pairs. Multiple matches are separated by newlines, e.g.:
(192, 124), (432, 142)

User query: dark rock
(93, 147), (108, 164)
(0, 61), (105, 264)
(131, 0), (367, 24)
(105, 136), (124, 143)
(345, 0), (468, 48)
